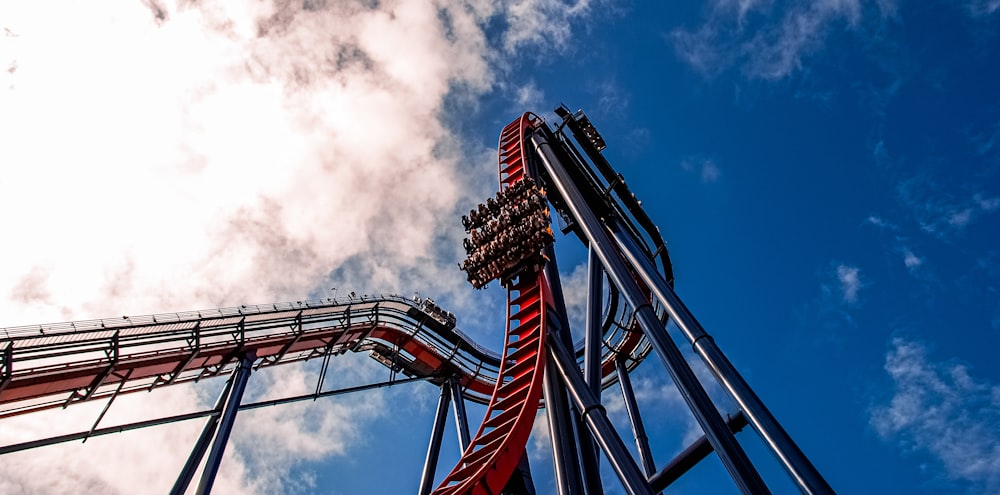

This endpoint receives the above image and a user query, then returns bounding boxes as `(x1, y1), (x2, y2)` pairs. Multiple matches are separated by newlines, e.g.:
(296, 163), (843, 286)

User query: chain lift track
(0, 107), (835, 495)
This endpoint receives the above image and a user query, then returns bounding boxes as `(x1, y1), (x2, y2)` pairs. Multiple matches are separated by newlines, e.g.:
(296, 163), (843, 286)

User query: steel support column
(615, 357), (656, 477)
(419, 382), (452, 495)
(542, 249), (593, 495)
(543, 359), (585, 495)
(650, 410), (749, 492)
(195, 351), (255, 495)
(547, 336), (653, 495)
(448, 376), (470, 454)
(170, 365), (240, 495)
(584, 245), (603, 397)
(532, 131), (769, 495)
(579, 245), (606, 495)
(610, 228), (835, 495)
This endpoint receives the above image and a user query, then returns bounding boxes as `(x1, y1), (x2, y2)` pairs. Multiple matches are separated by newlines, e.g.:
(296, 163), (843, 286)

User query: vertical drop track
(432, 115), (549, 495)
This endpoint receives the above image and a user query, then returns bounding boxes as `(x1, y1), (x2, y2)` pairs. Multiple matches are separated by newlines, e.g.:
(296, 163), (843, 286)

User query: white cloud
(836, 264), (862, 303)
(967, 0), (1000, 17)
(701, 160), (721, 182)
(672, 0), (999, 80)
(0, 0), (597, 493)
(680, 157), (722, 183)
(529, 409), (552, 462)
(515, 79), (546, 110)
(871, 338), (1000, 493)
(975, 194), (1000, 212)
(743, 0), (862, 80)
(670, 0), (869, 80)
(865, 215), (897, 230)
(896, 176), (999, 237)
(502, 0), (593, 54)
(949, 208), (974, 227)
(902, 248), (923, 272)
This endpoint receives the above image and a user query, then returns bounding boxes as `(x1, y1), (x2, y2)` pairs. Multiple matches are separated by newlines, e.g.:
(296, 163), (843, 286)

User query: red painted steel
(432, 114), (551, 495)
(433, 273), (551, 495)
(0, 299), (501, 418)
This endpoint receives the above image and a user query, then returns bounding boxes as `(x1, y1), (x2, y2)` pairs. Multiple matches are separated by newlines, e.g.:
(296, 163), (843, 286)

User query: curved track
(431, 114), (551, 495)
(0, 297), (501, 418)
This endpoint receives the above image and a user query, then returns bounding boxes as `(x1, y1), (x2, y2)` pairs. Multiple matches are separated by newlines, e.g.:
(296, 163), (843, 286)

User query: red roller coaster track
(431, 114), (550, 495)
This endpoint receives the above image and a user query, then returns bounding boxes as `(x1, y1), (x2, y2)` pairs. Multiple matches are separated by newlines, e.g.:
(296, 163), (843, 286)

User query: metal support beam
(650, 410), (749, 492)
(547, 336), (653, 495)
(84, 369), (133, 443)
(448, 376), (470, 454)
(0, 342), (12, 394)
(544, 359), (585, 495)
(532, 131), (769, 495)
(2, 376), (429, 456)
(171, 367), (240, 495)
(419, 383), (452, 495)
(573, 406), (605, 495)
(610, 228), (835, 495)
(195, 351), (255, 495)
(577, 246), (607, 495)
(315, 349), (333, 398)
(615, 358), (656, 477)
(539, 242), (601, 495)
(584, 245), (603, 398)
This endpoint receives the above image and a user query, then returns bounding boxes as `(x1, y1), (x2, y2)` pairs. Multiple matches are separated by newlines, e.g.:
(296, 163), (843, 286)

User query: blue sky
(1, 1), (999, 494)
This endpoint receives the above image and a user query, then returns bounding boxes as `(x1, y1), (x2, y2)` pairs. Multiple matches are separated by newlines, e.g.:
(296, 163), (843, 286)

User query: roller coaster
(0, 107), (835, 495)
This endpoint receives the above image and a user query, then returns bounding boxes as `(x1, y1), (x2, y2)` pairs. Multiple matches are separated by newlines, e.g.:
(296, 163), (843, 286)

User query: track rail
(0, 296), (502, 418)
(431, 114), (552, 495)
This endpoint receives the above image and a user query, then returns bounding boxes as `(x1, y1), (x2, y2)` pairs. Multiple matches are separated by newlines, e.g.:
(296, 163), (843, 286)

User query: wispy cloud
(871, 338), (1000, 493)
(967, 0), (1000, 17)
(670, 0), (875, 80)
(865, 215), (898, 230)
(896, 175), (999, 237)
(801, 261), (866, 332)
(515, 79), (545, 110)
(837, 264), (863, 303)
(902, 248), (924, 272)
(681, 156), (722, 183)
(742, 0), (863, 80)
(502, 0), (594, 54)
(670, 0), (991, 81)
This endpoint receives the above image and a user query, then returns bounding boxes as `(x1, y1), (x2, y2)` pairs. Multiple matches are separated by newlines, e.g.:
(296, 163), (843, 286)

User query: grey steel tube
(196, 351), (255, 495)
(542, 246), (602, 495)
(649, 410), (748, 491)
(541, 247), (589, 495)
(419, 383), (452, 495)
(170, 366), (238, 495)
(610, 228), (835, 495)
(572, 405), (605, 495)
(548, 336), (653, 495)
(3, 376), (427, 457)
(615, 358), (656, 477)
(531, 132), (769, 495)
(544, 359), (585, 495)
(449, 377), (471, 454)
(584, 246), (604, 397)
